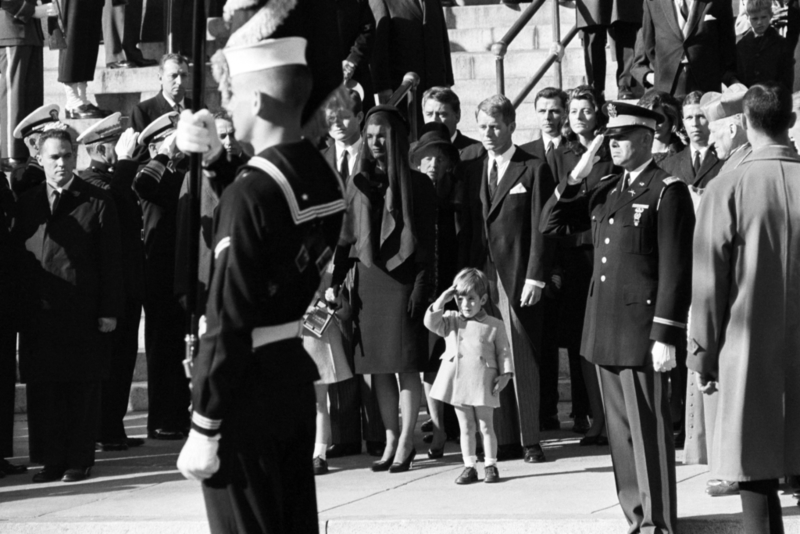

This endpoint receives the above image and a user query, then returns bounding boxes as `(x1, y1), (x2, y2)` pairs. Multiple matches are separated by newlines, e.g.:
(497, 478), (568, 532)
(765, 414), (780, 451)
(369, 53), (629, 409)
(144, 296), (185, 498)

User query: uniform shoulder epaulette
(662, 176), (682, 186)
(245, 156), (345, 226)
(600, 173), (616, 181)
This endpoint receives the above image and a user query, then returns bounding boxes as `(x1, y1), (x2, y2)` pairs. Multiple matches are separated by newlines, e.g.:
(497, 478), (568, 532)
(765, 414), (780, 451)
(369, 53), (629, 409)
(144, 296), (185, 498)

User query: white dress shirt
(163, 92), (186, 113)
(541, 132), (563, 151)
(626, 158), (654, 185)
(335, 137), (362, 177)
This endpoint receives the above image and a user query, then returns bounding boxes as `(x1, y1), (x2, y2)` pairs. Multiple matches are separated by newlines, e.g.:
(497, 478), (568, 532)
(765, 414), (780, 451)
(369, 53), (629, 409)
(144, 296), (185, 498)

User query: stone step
(452, 49), (586, 81)
(448, 22), (580, 54)
(453, 74), (588, 109)
(42, 42), (167, 72)
(444, 2), (576, 30)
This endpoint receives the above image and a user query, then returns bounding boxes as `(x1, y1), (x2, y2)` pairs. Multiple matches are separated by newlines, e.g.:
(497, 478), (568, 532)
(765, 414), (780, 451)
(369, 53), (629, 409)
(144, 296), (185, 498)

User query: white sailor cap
(139, 112), (179, 146)
(222, 36), (307, 78)
(76, 112), (126, 145)
(13, 104), (61, 139)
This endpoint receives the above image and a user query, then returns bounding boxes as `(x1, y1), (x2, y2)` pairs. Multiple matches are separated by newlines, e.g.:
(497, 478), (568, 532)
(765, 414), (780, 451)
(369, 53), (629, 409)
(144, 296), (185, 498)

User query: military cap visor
(13, 104), (61, 139)
(76, 112), (125, 145)
(603, 102), (664, 136)
(139, 112), (179, 146)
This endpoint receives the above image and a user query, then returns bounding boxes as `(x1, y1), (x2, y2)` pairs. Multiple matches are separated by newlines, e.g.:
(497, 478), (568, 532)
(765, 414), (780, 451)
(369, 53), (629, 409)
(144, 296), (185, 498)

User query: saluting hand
(567, 134), (604, 186)
(114, 128), (139, 161)
(176, 109), (223, 164)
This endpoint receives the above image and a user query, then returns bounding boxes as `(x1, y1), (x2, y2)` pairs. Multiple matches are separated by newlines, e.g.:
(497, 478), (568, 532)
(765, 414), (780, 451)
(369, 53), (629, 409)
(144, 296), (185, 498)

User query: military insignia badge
(632, 203), (649, 227)
(607, 103), (617, 118)
(49, 109), (59, 121)
(295, 245), (310, 273)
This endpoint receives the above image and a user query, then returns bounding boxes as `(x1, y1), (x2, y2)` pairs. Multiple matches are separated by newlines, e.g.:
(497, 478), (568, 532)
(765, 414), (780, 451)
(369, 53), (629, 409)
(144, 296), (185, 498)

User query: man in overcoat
(541, 102), (695, 533)
(459, 94), (555, 463)
(690, 82), (800, 534)
(13, 128), (123, 483)
(632, 0), (737, 97)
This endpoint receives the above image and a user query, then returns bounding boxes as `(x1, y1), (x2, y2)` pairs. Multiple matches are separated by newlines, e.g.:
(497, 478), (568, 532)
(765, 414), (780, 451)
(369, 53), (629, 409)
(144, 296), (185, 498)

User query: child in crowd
(303, 266), (354, 476)
(424, 268), (513, 485)
(736, 0), (794, 89)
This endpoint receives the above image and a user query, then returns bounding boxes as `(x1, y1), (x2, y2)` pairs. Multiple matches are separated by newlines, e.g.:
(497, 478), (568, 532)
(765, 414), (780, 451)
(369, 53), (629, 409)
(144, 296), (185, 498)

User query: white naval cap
(139, 112), (179, 146)
(13, 104), (61, 139)
(76, 112), (126, 145)
(222, 36), (307, 78)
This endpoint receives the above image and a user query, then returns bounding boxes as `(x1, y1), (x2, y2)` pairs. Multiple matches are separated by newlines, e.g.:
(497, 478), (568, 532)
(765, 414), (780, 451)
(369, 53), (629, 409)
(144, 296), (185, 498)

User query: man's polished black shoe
(148, 429), (185, 440)
(126, 437), (145, 447)
(0, 459), (27, 475)
(540, 416), (561, 431)
(365, 440), (385, 457)
(32, 466), (65, 483)
(496, 444), (524, 461)
(313, 457), (328, 475)
(326, 443), (361, 458)
(455, 466), (478, 484)
(135, 58), (158, 67)
(106, 60), (135, 69)
(65, 104), (110, 119)
(97, 441), (128, 452)
(62, 467), (91, 482)
(484, 465), (500, 483)
(524, 444), (547, 463)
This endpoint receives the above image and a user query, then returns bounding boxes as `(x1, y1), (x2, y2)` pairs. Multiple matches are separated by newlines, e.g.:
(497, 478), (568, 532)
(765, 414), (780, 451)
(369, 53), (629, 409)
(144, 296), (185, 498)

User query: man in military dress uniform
(9, 104), (64, 197)
(76, 114), (146, 451)
(541, 102), (695, 533)
(175, 36), (345, 534)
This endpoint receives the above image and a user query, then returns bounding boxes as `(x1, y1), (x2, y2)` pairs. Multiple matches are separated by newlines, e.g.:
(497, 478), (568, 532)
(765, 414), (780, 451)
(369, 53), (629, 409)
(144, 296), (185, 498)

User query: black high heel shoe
(389, 448), (416, 473)
(371, 457), (394, 472)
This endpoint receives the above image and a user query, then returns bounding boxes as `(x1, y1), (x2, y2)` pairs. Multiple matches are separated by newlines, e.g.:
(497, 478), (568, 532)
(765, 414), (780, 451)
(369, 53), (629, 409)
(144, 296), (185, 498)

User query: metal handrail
(387, 72), (421, 141)
(492, 0), (578, 109)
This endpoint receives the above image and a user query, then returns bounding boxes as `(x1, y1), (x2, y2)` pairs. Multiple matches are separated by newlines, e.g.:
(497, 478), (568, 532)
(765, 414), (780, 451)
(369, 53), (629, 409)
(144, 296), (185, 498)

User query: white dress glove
(176, 109), (223, 165)
(114, 128), (139, 160)
(177, 429), (221, 481)
(651, 341), (677, 373)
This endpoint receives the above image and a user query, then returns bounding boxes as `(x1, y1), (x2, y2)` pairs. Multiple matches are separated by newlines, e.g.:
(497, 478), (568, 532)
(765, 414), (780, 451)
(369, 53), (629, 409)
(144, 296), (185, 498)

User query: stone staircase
(446, 2), (619, 143)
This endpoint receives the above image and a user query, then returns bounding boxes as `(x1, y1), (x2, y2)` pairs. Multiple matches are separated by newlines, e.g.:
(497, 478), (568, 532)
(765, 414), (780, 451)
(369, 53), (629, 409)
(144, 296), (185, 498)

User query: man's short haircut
(744, 82), (793, 137)
(453, 267), (489, 298)
(325, 88), (363, 115)
(159, 53), (189, 72)
(682, 91), (704, 108)
(37, 128), (73, 151)
(746, 0), (772, 14)
(535, 87), (568, 110)
(639, 88), (682, 128)
(422, 86), (461, 115)
(476, 94), (515, 125)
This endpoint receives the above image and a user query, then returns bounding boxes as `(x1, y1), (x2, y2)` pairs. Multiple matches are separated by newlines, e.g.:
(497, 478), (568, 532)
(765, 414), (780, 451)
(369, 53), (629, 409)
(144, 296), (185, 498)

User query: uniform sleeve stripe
(214, 236), (231, 259)
(139, 161), (166, 182)
(192, 412), (222, 430)
(653, 317), (686, 328)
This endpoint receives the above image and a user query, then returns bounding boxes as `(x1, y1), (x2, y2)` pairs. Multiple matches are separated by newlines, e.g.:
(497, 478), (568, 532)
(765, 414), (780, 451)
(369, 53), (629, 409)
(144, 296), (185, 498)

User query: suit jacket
(459, 147), (555, 309)
(736, 26), (794, 91)
(519, 136), (565, 185)
(658, 145), (723, 189)
(130, 92), (194, 162)
(632, 0), (736, 95)
(322, 141), (363, 181)
(13, 176), (123, 382)
(370, 0), (454, 94)
(541, 161), (695, 366)
(336, 0), (375, 104)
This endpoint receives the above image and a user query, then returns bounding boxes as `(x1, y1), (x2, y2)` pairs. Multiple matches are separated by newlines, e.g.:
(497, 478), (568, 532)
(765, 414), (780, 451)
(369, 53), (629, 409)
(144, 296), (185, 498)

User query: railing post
(491, 43), (507, 96)
(552, 0), (562, 89)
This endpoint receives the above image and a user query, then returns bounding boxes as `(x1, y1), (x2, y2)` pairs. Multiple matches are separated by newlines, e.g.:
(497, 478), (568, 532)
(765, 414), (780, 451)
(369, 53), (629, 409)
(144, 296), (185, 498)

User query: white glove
(567, 134), (604, 185)
(176, 109), (223, 164)
(177, 428), (221, 481)
(651, 341), (677, 373)
(114, 128), (139, 160)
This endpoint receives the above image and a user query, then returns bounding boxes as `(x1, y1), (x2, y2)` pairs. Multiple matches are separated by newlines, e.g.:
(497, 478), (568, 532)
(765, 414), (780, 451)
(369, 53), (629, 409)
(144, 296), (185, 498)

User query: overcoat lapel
(694, 149), (719, 186)
(479, 157), (490, 220)
(684, 0), (710, 40)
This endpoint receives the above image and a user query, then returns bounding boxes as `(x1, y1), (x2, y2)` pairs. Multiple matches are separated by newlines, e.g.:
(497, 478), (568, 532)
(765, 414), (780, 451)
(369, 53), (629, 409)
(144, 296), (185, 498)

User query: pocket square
(510, 184), (528, 194)
(703, 14), (716, 21)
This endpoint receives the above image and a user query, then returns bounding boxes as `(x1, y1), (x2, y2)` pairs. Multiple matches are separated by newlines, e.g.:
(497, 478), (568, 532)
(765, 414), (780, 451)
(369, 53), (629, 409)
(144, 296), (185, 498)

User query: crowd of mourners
(0, 0), (799, 533)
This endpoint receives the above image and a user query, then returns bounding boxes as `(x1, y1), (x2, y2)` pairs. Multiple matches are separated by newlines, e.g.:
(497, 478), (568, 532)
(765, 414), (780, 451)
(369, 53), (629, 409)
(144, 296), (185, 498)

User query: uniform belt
(252, 321), (303, 349)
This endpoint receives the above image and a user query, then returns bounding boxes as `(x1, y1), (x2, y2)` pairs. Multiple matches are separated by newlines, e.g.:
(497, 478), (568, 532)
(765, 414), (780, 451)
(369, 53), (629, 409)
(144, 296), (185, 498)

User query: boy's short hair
(325, 88), (363, 115)
(682, 91), (703, 107)
(453, 268), (489, 298)
(476, 94), (515, 126)
(422, 86), (461, 115)
(746, 0), (772, 14)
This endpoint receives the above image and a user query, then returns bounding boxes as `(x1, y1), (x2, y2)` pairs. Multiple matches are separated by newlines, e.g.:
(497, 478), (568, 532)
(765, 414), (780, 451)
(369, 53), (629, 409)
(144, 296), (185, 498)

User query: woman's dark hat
(602, 101), (665, 138)
(364, 105), (408, 129)
(409, 122), (459, 163)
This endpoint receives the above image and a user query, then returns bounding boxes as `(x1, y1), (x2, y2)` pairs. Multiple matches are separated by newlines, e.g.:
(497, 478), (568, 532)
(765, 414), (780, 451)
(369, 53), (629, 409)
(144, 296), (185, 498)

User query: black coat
(336, 0), (376, 106)
(13, 176), (123, 382)
(370, 0), (454, 94)
(130, 93), (194, 163)
(632, 0), (736, 95)
(519, 137), (566, 186)
(736, 26), (794, 90)
(658, 145), (723, 189)
(541, 161), (695, 366)
(10, 159), (44, 198)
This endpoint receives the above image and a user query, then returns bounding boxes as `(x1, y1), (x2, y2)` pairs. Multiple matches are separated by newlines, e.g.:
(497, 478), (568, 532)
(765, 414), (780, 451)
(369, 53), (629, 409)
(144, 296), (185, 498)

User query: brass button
(609, 218), (614, 225)
(605, 238), (610, 244)
(602, 257), (607, 263)
(601, 275), (606, 282)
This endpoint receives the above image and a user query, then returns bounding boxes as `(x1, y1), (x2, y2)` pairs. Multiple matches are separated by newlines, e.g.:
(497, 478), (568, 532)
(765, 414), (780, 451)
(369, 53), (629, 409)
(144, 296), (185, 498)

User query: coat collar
(743, 144), (800, 162)
(607, 160), (660, 216)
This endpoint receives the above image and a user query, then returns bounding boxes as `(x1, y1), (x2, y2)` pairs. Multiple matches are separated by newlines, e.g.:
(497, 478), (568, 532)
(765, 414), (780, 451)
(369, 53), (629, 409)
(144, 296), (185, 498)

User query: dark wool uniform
(79, 159), (145, 444)
(133, 154), (190, 435)
(10, 158), (43, 197)
(190, 140), (345, 534)
(0, 178), (18, 460)
(541, 160), (694, 533)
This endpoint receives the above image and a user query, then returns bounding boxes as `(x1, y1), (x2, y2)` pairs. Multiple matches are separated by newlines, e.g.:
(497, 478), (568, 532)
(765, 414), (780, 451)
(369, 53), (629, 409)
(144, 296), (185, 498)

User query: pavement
(0, 412), (798, 534)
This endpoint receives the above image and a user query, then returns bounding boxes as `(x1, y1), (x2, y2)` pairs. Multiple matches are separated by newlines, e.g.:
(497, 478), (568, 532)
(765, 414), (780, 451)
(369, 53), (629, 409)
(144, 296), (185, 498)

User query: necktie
(339, 150), (349, 180)
(174, 103), (182, 114)
(51, 190), (60, 214)
(488, 159), (499, 199)
(546, 141), (558, 179)
(679, 0), (689, 21)
(693, 150), (702, 175)
(620, 172), (630, 193)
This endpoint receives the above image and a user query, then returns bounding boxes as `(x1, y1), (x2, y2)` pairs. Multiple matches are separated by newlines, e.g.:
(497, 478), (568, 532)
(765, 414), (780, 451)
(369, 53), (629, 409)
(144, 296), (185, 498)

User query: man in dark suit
(422, 87), (480, 153)
(76, 115), (145, 452)
(133, 112), (190, 440)
(632, 0), (737, 97)
(542, 102), (695, 533)
(660, 91), (723, 189)
(13, 128), (123, 483)
(459, 94), (555, 463)
(519, 87), (568, 183)
(335, 0), (375, 110)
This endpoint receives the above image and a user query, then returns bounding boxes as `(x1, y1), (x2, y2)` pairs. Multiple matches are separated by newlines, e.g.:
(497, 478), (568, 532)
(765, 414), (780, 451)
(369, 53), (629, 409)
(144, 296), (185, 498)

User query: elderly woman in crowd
(554, 85), (618, 446)
(331, 105), (437, 473)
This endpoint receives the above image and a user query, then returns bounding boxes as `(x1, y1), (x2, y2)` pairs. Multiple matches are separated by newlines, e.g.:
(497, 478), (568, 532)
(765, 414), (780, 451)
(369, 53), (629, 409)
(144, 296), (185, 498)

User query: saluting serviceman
(9, 104), (64, 197)
(76, 114), (146, 452)
(175, 36), (345, 534)
(541, 102), (695, 534)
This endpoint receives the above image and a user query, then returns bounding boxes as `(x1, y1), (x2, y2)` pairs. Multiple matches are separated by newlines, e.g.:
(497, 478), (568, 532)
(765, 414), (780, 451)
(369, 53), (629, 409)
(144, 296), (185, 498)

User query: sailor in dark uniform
(541, 102), (695, 534)
(9, 104), (63, 197)
(176, 37), (345, 534)
(132, 112), (190, 440)
(76, 113), (146, 451)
